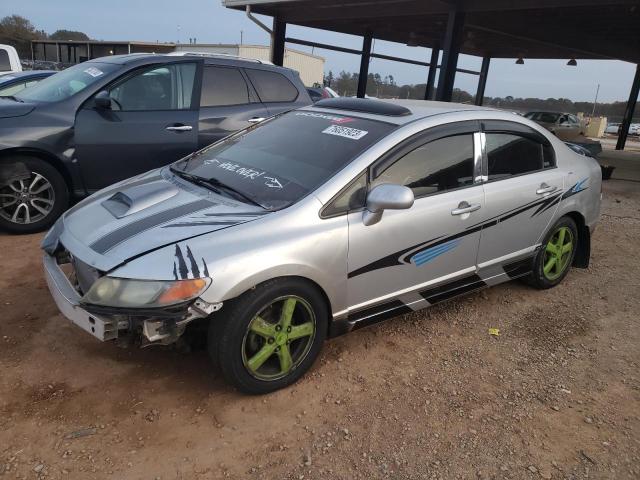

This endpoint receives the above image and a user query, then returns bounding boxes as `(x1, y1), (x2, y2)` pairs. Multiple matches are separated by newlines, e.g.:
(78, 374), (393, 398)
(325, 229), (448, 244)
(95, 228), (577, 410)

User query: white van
(0, 44), (22, 76)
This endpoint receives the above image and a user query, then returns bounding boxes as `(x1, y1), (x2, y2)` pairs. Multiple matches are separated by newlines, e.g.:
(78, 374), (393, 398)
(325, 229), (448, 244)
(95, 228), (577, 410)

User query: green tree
(0, 15), (47, 57)
(50, 29), (90, 41)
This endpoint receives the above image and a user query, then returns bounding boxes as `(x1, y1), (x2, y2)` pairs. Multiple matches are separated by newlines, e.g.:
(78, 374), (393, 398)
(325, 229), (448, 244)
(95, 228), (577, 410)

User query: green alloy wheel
(525, 216), (578, 290)
(242, 296), (316, 380)
(210, 278), (328, 394)
(542, 226), (574, 281)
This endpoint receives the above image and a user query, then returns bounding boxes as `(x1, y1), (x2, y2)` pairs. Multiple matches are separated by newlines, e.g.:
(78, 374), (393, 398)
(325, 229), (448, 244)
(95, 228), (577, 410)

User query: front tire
(0, 157), (69, 234)
(526, 216), (578, 289)
(209, 278), (328, 394)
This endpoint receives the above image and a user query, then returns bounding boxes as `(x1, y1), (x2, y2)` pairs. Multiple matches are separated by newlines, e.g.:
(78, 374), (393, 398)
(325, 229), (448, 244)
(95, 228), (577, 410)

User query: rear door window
(485, 133), (546, 181)
(246, 69), (298, 103)
(200, 66), (250, 107)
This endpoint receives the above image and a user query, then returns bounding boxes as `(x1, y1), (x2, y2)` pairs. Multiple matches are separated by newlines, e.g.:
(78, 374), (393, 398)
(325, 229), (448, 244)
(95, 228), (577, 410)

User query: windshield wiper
(170, 167), (266, 210)
(204, 176), (267, 210)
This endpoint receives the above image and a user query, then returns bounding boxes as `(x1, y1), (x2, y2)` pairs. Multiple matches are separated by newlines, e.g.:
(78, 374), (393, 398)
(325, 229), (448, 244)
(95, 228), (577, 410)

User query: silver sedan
(42, 98), (602, 394)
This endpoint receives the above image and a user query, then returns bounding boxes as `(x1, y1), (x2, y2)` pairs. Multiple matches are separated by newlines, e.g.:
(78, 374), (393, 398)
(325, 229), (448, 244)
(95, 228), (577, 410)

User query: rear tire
(208, 278), (328, 394)
(525, 216), (578, 289)
(0, 157), (68, 234)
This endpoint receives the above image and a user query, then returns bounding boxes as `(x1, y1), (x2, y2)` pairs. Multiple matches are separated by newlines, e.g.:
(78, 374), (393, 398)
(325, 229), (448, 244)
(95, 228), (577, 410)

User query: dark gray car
(0, 53), (311, 233)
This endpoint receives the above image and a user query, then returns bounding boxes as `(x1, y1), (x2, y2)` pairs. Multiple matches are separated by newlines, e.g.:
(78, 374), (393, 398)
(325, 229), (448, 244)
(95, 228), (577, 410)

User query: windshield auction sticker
(83, 67), (104, 78)
(295, 112), (354, 124)
(322, 124), (368, 140)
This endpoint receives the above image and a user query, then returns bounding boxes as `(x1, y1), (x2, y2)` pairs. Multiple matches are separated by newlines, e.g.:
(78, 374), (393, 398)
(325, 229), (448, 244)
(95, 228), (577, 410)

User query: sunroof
(314, 98), (412, 117)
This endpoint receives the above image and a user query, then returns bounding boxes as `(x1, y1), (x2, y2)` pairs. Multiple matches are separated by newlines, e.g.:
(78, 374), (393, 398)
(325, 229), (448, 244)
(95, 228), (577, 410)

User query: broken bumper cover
(43, 254), (223, 344)
(43, 253), (119, 341)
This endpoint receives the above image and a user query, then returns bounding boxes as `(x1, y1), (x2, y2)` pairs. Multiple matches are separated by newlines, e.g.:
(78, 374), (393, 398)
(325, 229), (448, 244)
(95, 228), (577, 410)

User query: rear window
(246, 69), (298, 103)
(173, 111), (394, 209)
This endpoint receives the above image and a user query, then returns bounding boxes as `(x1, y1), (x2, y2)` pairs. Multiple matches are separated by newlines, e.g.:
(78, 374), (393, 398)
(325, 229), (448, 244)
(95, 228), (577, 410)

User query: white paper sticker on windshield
(322, 125), (368, 140)
(83, 67), (104, 78)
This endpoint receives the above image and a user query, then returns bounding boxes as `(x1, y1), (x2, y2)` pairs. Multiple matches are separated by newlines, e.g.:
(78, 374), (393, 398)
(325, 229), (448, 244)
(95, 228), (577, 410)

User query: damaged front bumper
(43, 253), (221, 345)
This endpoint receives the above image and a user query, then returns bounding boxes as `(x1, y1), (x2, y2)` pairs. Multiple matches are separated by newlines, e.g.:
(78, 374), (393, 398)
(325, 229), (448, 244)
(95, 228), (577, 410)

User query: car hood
(0, 98), (36, 118)
(45, 169), (268, 273)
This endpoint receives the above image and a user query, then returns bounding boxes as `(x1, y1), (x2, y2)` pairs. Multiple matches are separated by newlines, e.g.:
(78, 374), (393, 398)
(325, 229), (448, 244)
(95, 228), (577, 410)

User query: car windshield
(15, 62), (119, 102)
(173, 110), (395, 210)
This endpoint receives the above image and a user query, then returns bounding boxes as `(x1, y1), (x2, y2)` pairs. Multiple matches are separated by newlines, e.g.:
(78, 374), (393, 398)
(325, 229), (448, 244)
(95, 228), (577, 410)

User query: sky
(2, 0), (637, 103)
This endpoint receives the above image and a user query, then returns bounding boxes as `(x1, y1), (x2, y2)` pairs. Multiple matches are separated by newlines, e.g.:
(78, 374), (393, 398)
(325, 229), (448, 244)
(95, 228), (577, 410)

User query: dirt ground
(1, 180), (639, 480)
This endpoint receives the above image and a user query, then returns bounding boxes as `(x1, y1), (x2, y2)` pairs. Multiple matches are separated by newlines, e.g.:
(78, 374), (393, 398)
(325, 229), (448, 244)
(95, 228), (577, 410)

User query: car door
(244, 68), (303, 116)
(345, 123), (487, 323)
(476, 120), (564, 278)
(74, 61), (200, 192)
(197, 65), (270, 149)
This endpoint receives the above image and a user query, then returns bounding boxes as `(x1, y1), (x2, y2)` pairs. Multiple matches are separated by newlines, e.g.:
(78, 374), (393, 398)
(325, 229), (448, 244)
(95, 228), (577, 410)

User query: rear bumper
(43, 254), (119, 341)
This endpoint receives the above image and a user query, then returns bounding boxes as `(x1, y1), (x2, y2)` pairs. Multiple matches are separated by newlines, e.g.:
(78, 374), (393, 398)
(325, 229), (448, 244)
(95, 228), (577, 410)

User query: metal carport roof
(223, 0), (640, 150)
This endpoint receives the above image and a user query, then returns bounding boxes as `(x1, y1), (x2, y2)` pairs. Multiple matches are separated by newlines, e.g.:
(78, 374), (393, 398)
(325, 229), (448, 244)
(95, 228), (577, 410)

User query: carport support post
(357, 33), (373, 98)
(475, 56), (491, 106)
(271, 18), (286, 66)
(424, 46), (439, 100)
(616, 64), (640, 151)
(436, 11), (465, 102)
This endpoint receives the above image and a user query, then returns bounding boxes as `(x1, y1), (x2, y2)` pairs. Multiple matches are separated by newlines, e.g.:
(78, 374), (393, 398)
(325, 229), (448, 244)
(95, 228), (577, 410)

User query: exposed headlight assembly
(82, 277), (210, 309)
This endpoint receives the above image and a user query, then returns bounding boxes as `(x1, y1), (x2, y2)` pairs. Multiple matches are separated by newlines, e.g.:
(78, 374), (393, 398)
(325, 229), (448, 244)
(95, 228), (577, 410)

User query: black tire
(209, 278), (328, 394)
(0, 157), (69, 234)
(525, 216), (578, 290)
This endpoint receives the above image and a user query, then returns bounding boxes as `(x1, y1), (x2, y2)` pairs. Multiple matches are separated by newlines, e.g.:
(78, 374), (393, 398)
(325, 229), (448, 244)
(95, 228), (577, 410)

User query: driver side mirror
(94, 90), (112, 109)
(362, 183), (414, 226)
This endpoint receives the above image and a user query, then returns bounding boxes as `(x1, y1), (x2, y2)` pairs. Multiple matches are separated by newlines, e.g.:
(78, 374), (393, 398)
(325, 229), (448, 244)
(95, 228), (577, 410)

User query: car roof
(91, 52), (293, 72)
(302, 98), (499, 126)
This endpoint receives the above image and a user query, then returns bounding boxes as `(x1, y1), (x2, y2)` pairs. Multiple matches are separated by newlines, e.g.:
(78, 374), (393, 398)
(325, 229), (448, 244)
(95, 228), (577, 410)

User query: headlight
(82, 277), (210, 308)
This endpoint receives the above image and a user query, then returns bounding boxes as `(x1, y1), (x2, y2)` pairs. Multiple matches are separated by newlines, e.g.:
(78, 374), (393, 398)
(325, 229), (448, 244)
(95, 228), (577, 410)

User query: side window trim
(239, 68), (262, 103)
(480, 120), (557, 182)
(371, 120), (480, 178)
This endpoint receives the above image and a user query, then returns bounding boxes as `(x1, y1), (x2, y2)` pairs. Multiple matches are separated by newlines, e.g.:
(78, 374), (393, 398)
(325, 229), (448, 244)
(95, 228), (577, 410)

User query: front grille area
(55, 244), (102, 295)
(72, 256), (101, 295)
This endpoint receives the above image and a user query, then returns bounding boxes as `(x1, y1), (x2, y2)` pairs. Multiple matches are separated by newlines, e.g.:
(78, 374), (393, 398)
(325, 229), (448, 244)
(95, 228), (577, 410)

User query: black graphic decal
(202, 258), (210, 278)
(90, 199), (212, 253)
(174, 244), (189, 279)
(162, 221), (239, 228)
(185, 245), (200, 278)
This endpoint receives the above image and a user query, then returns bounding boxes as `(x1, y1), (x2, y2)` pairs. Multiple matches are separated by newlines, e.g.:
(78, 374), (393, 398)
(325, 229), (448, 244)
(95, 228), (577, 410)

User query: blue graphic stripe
(413, 242), (457, 262)
(411, 239), (460, 266)
(572, 178), (588, 193)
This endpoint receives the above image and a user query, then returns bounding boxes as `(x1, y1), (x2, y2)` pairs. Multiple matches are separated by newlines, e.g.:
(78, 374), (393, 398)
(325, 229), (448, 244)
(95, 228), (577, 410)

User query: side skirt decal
(332, 254), (537, 338)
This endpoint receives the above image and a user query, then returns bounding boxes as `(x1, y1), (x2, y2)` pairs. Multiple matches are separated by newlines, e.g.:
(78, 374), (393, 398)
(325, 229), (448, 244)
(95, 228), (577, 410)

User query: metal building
(31, 39), (325, 87)
(174, 44), (325, 85)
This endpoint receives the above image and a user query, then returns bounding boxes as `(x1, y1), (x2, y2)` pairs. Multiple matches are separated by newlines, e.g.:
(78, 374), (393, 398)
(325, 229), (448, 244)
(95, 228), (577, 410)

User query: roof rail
(166, 51), (273, 64)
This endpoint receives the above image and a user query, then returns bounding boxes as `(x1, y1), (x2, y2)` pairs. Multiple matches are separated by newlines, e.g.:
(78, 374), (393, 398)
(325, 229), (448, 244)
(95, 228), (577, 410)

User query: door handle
(451, 201), (481, 216)
(166, 124), (193, 132)
(536, 183), (557, 195)
(248, 117), (266, 124)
